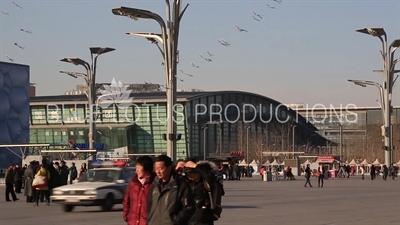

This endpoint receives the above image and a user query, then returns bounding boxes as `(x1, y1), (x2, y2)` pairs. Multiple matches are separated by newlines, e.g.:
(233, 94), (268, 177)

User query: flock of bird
(176, 0), (284, 84)
(2, 1), (31, 62)
(1, 0), (283, 83)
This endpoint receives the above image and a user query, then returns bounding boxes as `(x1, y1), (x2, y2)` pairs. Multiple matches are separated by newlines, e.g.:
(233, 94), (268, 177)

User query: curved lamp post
(354, 27), (400, 166)
(60, 47), (115, 158)
(112, 2), (189, 161)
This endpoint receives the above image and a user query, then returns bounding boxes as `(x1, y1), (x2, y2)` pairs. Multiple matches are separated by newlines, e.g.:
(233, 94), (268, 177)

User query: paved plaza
(0, 176), (399, 225)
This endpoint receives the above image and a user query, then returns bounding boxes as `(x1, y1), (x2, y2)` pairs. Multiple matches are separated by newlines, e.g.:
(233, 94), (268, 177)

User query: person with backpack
(184, 160), (224, 225)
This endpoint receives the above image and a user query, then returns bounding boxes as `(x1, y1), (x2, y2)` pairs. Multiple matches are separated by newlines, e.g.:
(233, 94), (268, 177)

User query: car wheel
(63, 205), (75, 212)
(101, 194), (114, 211)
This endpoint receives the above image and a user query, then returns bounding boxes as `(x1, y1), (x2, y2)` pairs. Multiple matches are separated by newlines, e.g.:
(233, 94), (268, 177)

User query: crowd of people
(123, 155), (224, 225)
(4, 159), (88, 205)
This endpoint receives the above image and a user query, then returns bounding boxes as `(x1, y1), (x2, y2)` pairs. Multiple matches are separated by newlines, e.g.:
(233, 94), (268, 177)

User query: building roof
(30, 91), (208, 103)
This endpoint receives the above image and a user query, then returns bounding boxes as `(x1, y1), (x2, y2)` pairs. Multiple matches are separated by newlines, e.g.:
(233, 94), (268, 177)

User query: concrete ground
(0, 176), (399, 225)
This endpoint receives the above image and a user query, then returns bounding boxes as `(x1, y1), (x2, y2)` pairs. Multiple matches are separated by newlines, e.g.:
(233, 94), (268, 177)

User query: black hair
(136, 156), (154, 173)
(155, 155), (173, 167)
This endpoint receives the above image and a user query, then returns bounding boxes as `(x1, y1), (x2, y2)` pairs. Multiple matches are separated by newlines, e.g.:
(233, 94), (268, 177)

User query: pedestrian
(184, 160), (224, 225)
(5, 164), (18, 202)
(34, 164), (51, 206)
(69, 162), (78, 184)
(360, 166), (365, 180)
(147, 155), (195, 225)
(123, 156), (155, 225)
(23, 162), (35, 202)
(389, 164), (396, 180)
(370, 165), (375, 180)
(317, 167), (324, 188)
(304, 164), (312, 187)
(13, 164), (23, 193)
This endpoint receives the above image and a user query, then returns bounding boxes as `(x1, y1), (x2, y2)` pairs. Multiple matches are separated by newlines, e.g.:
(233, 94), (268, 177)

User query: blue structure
(0, 61), (30, 167)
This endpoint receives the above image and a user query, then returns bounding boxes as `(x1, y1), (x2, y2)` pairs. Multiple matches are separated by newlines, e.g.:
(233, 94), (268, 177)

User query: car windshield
(78, 169), (119, 183)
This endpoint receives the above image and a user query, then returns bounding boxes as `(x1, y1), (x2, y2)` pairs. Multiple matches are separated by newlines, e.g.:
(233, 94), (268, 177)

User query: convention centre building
(28, 91), (333, 160)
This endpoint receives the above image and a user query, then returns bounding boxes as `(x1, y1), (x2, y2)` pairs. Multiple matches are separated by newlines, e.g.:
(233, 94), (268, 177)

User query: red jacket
(123, 174), (155, 225)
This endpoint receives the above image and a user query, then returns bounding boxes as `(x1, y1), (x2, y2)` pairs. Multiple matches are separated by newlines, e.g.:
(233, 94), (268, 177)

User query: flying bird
(207, 51), (215, 57)
(235, 25), (248, 32)
(252, 11), (263, 19)
(267, 4), (276, 9)
(180, 69), (193, 77)
(20, 29), (32, 34)
(5, 55), (14, 62)
(273, 0), (282, 4)
(252, 15), (261, 22)
(199, 54), (212, 62)
(1, 10), (9, 15)
(191, 62), (199, 68)
(14, 43), (24, 49)
(175, 75), (184, 82)
(12, 1), (23, 9)
(217, 39), (230, 47)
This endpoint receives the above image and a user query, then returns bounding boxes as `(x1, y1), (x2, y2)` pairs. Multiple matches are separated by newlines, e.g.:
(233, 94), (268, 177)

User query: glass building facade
(296, 106), (400, 160)
(29, 91), (331, 160)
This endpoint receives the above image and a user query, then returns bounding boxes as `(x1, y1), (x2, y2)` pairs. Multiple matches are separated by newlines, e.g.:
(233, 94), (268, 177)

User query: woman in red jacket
(123, 156), (156, 225)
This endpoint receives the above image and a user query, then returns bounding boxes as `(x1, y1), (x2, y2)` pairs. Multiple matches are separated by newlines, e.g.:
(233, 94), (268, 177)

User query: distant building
(29, 83), (36, 97)
(65, 83), (204, 95)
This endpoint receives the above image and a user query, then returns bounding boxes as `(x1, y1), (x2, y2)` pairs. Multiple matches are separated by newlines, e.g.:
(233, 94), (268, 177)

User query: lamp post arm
(179, 3), (189, 22)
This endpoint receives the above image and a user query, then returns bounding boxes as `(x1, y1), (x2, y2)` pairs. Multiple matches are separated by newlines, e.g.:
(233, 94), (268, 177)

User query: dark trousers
(5, 183), (18, 201)
(14, 180), (22, 193)
(371, 174), (374, 180)
(361, 174), (364, 180)
(35, 190), (50, 205)
(318, 177), (324, 187)
(304, 177), (312, 187)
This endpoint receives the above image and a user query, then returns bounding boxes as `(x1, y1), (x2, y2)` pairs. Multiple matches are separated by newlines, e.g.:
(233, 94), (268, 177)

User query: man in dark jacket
(184, 160), (224, 225)
(59, 161), (69, 185)
(13, 164), (23, 193)
(147, 155), (195, 225)
(304, 164), (313, 187)
(69, 162), (78, 184)
(5, 164), (18, 202)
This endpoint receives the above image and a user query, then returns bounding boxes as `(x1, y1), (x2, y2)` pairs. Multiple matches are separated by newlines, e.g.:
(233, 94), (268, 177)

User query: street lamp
(202, 126), (208, 160)
(353, 27), (400, 166)
(112, 2), (189, 162)
(60, 47), (115, 157)
(246, 125), (251, 167)
(291, 125), (297, 158)
(125, 32), (165, 60)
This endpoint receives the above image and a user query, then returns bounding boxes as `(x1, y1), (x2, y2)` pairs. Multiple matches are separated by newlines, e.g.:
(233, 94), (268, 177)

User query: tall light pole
(202, 126), (208, 160)
(60, 47), (115, 157)
(246, 126), (251, 167)
(352, 27), (400, 166)
(112, 2), (189, 162)
(291, 125), (297, 158)
(339, 123), (343, 162)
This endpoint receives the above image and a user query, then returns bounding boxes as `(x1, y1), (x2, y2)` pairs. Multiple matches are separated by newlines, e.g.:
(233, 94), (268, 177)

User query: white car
(51, 162), (135, 212)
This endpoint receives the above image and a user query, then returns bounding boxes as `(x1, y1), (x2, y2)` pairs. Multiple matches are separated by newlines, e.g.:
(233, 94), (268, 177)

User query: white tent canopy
(359, 159), (370, 165)
(372, 159), (381, 165)
(249, 159), (258, 165)
(348, 159), (357, 165)
(238, 160), (247, 166)
(270, 159), (281, 166)
(302, 159), (311, 166)
(396, 160), (400, 166)
(263, 160), (270, 166)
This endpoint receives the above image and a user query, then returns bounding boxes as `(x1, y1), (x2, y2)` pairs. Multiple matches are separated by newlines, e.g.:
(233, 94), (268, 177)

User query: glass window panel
(118, 105), (133, 123)
(63, 105), (85, 124)
(31, 106), (47, 124)
(46, 104), (62, 124)
(101, 105), (118, 123)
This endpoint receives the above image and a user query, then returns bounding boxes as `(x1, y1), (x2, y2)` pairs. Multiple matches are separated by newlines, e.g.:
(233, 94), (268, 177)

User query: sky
(1, 0), (400, 108)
